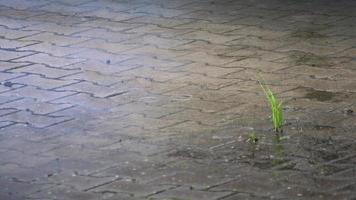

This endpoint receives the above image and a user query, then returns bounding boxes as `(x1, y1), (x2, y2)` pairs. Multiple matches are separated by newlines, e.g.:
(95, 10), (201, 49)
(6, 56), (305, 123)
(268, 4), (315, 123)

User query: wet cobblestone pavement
(0, 0), (356, 199)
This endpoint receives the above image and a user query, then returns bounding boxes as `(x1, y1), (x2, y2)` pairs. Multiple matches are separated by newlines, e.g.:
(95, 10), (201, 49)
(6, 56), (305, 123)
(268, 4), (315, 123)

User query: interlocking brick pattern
(0, 0), (356, 199)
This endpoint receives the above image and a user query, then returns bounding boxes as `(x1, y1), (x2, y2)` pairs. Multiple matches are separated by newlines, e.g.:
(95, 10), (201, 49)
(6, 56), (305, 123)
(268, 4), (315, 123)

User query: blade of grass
(258, 80), (284, 133)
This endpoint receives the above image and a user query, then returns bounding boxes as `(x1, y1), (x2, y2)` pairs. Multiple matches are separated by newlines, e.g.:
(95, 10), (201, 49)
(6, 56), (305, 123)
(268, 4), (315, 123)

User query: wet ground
(0, 0), (356, 199)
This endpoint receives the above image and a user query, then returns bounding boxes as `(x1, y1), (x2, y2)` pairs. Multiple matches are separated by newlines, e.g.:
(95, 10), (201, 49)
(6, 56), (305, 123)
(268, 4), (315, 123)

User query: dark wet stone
(344, 109), (354, 115)
(290, 29), (327, 39)
(304, 89), (335, 102)
(313, 125), (336, 131)
(167, 148), (209, 159)
(290, 51), (330, 67)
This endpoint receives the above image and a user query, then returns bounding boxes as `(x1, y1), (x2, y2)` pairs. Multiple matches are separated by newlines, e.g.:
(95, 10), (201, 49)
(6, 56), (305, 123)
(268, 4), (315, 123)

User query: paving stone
(0, 137), (65, 157)
(0, 61), (31, 72)
(0, 7), (45, 20)
(20, 32), (89, 47)
(110, 102), (184, 119)
(26, 12), (88, 26)
(90, 158), (172, 183)
(0, 121), (16, 129)
(108, 87), (163, 105)
(0, 72), (25, 82)
(0, 1), (355, 200)
(9, 63), (80, 79)
(72, 28), (141, 43)
(130, 4), (189, 18)
(49, 173), (118, 191)
(125, 15), (194, 28)
(210, 172), (284, 195)
(19, 42), (83, 57)
(0, 148), (53, 168)
(226, 25), (289, 39)
(0, 93), (22, 105)
(224, 58), (288, 72)
(0, 178), (41, 200)
(72, 38), (140, 54)
(13, 53), (86, 67)
(89, 179), (175, 198)
(178, 51), (236, 66)
(63, 70), (122, 86)
(2, 85), (75, 102)
(150, 186), (231, 200)
(0, 0), (49, 10)
(172, 40), (244, 57)
(0, 25), (40, 40)
(124, 24), (192, 38)
(10, 74), (77, 90)
(37, 1), (98, 15)
(0, 108), (19, 116)
(179, 10), (238, 24)
(96, 112), (188, 131)
(0, 49), (35, 61)
(117, 55), (186, 69)
(55, 81), (126, 98)
(0, 97), (73, 114)
(51, 93), (116, 110)
(0, 16), (40, 29)
(119, 67), (186, 83)
(228, 35), (293, 50)
(276, 41), (349, 56)
(0, 38), (38, 49)
(123, 34), (191, 49)
(99, 140), (167, 156)
(78, 19), (142, 32)
(180, 30), (239, 44)
(173, 74), (238, 90)
(23, 21), (90, 35)
(175, 20), (242, 34)
(63, 59), (140, 74)
(79, 9), (144, 21)
(161, 109), (235, 126)
(67, 48), (133, 64)
(26, 184), (113, 200)
(123, 45), (190, 60)
(0, 110), (73, 128)
(220, 193), (270, 200)
(0, 83), (25, 93)
(0, 123), (58, 141)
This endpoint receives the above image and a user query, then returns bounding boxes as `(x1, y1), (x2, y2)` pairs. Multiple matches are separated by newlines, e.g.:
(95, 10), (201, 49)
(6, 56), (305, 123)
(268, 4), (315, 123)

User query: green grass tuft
(259, 82), (284, 133)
